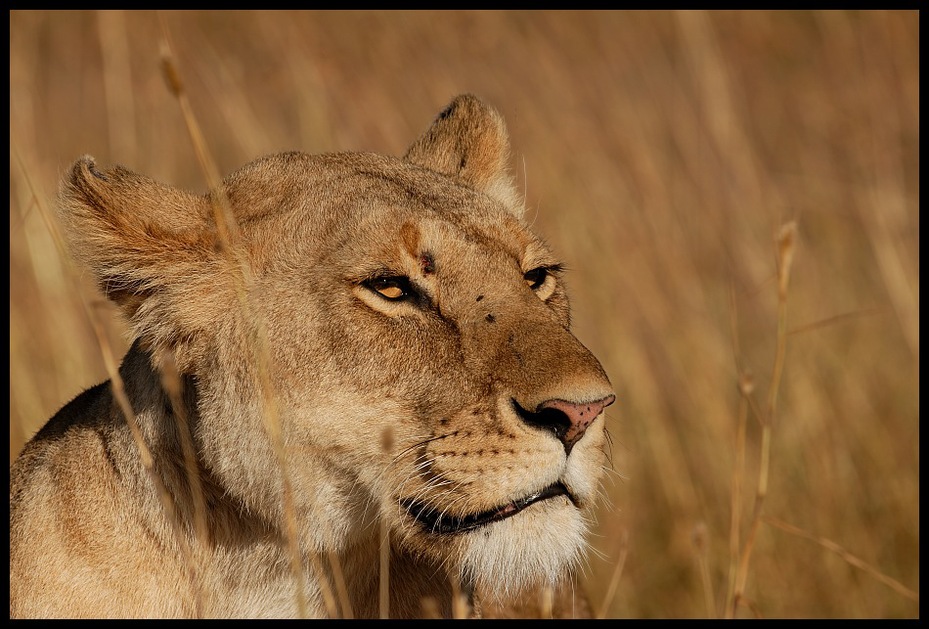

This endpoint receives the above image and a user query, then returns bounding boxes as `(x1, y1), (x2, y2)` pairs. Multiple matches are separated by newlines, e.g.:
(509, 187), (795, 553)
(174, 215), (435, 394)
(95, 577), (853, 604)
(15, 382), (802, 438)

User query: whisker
(391, 432), (457, 465)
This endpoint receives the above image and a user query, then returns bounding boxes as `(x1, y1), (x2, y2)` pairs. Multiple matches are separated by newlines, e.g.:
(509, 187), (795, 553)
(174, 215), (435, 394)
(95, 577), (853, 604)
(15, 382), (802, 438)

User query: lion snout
(513, 394), (615, 455)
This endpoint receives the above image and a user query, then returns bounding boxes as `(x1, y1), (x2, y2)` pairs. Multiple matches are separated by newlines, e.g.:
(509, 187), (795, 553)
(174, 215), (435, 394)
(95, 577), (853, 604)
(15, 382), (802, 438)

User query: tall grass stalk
(327, 550), (354, 619)
(730, 222), (797, 617)
(158, 353), (211, 554)
(539, 585), (554, 619)
(596, 528), (629, 619)
(724, 275), (753, 619)
(724, 372), (752, 619)
(691, 522), (715, 618)
(157, 15), (323, 618)
(762, 516), (918, 603)
(12, 147), (206, 615)
(379, 519), (390, 619)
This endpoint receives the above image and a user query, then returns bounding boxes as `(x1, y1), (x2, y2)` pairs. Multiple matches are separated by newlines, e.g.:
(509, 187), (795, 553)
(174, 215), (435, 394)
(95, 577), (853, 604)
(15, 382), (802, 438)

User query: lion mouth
(402, 482), (575, 535)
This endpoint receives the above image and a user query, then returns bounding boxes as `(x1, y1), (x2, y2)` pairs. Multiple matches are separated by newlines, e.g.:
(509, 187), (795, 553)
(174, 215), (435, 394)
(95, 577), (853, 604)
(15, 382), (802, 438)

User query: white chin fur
(458, 497), (588, 601)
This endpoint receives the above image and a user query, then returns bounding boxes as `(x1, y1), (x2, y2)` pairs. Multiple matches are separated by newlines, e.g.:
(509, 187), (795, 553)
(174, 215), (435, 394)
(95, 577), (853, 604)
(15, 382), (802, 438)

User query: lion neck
(120, 340), (470, 618)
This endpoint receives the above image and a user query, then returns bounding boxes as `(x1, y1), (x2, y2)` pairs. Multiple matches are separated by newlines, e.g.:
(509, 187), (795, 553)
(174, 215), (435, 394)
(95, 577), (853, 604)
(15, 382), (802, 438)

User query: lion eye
(524, 267), (549, 290)
(366, 276), (414, 301)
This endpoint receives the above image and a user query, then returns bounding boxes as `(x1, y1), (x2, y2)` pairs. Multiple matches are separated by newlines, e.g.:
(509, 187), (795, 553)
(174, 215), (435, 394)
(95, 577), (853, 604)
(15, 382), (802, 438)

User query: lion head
(17, 94), (615, 618)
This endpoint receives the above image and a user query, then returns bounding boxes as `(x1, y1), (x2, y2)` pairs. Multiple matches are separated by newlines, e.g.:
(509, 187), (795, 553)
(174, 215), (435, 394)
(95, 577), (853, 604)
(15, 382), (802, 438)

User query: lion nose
(516, 394), (616, 455)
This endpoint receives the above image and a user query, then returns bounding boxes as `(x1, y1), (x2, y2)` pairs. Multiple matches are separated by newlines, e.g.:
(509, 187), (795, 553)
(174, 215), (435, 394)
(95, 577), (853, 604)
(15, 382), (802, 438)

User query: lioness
(10, 94), (615, 618)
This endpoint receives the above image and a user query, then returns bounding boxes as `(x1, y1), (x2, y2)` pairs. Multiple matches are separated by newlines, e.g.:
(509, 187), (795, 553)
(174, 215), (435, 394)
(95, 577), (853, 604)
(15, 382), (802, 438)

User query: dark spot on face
(476, 295), (484, 302)
(439, 417), (449, 426)
(485, 313), (496, 323)
(459, 157), (467, 170)
(420, 253), (435, 274)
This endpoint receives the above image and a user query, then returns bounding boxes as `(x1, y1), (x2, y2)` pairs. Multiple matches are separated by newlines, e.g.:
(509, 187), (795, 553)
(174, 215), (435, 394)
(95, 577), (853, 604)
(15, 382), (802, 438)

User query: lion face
(244, 153), (615, 598)
(57, 94), (614, 607)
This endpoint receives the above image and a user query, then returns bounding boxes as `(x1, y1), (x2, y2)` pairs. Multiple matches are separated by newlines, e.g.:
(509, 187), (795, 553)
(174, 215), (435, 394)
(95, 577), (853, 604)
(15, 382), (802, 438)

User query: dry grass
(9, 10), (918, 618)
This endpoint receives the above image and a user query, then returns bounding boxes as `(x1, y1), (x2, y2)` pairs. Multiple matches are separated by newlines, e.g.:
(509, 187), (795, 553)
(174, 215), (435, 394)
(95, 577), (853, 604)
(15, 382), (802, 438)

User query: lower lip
(404, 483), (573, 535)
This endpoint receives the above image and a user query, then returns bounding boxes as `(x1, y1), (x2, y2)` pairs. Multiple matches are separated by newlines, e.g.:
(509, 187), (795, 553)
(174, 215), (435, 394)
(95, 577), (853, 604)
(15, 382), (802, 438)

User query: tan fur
(9, 94), (614, 618)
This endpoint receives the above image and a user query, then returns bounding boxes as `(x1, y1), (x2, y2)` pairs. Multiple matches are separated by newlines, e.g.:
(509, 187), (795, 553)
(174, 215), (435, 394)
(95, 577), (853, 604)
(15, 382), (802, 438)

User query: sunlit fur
(10, 94), (614, 618)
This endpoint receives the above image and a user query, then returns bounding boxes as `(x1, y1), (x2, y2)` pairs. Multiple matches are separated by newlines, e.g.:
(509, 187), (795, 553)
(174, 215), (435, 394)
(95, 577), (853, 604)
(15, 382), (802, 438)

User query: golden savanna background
(9, 10), (918, 618)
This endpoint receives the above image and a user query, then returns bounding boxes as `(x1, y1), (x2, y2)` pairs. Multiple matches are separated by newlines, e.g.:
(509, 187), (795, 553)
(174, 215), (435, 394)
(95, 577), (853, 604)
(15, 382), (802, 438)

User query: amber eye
(524, 267), (549, 290)
(366, 276), (414, 301)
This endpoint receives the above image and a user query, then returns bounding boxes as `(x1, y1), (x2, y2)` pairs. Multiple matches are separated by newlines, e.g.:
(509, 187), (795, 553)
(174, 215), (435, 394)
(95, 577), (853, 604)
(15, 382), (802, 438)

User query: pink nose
(537, 394), (616, 454)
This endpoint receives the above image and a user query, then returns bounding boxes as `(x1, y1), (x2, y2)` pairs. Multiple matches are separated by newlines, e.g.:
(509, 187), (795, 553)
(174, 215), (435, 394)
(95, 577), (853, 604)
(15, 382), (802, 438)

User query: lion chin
(457, 497), (589, 601)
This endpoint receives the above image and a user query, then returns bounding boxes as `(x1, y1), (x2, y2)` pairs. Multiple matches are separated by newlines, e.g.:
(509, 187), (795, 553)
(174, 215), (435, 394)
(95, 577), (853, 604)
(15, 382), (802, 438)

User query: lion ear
(59, 156), (223, 368)
(404, 94), (524, 216)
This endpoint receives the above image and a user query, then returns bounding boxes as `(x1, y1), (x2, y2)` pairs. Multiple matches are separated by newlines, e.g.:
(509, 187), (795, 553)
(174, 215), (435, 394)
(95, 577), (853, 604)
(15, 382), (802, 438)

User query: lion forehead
(228, 154), (538, 277)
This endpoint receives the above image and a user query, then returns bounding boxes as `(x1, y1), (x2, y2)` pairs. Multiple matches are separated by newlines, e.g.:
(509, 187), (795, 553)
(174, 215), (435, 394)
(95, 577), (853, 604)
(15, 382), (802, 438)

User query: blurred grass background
(9, 10), (918, 618)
